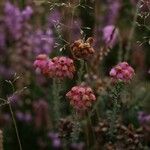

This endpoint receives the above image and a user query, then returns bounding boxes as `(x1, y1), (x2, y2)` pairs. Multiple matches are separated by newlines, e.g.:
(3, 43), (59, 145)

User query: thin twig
(8, 103), (22, 150)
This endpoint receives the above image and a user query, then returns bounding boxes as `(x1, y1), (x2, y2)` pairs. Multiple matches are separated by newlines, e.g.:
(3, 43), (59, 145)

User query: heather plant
(0, 0), (150, 150)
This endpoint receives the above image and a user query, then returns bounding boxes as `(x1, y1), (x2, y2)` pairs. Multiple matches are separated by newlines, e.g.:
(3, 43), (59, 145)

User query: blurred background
(0, 0), (150, 149)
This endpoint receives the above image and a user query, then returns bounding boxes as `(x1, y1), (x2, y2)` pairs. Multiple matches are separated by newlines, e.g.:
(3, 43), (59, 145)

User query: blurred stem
(85, 121), (90, 149)
(52, 79), (62, 126)
(118, 32), (123, 62)
(109, 98), (118, 138)
(62, 138), (68, 150)
(71, 111), (80, 142)
(89, 96), (100, 120)
(83, 112), (96, 149)
(8, 103), (22, 150)
(95, 108), (100, 121)
(125, 0), (140, 61)
(109, 82), (123, 138)
(77, 60), (85, 84)
(87, 112), (96, 148)
(85, 61), (89, 74)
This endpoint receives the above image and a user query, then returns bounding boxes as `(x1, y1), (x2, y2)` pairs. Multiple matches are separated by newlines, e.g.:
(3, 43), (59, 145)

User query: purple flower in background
(95, 0), (121, 49)
(53, 138), (61, 148)
(102, 25), (118, 48)
(16, 111), (32, 123)
(138, 111), (150, 131)
(4, 2), (23, 39)
(105, 0), (122, 25)
(4, 2), (33, 40)
(48, 9), (61, 26)
(2, 1), (54, 57)
(16, 111), (24, 121)
(15, 23), (33, 54)
(32, 29), (54, 55)
(48, 132), (62, 149)
(24, 112), (32, 123)
(138, 111), (150, 124)
(22, 6), (33, 20)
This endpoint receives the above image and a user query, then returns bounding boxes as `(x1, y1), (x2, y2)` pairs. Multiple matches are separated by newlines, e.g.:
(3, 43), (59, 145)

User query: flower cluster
(66, 85), (96, 110)
(0, 2), (33, 81)
(109, 62), (135, 82)
(49, 56), (75, 79)
(71, 37), (95, 59)
(34, 54), (75, 79)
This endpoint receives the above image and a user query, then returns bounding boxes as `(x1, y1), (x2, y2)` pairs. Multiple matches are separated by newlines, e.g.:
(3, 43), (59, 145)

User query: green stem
(77, 60), (85, 84)
(85, 61), (89, 74)
(109, 98), (118, 137)
(62, 138), (68, 150)
(71, 112), (80, 142)
(85, 122), (90, 149)
(109, 83), (123, 138)
(87, 113), (96, 147)
(52, 79), (62, 126)
(9, 103), (22, 150)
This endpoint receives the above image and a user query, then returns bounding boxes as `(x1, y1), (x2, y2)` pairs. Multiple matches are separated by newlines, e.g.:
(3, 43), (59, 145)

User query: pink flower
(109, 62), (135, 82)
(33, 54), (49, 75)
(34, 55), (75, 79)
(48, 56), (75, 79)
(66, 85), (96, 110)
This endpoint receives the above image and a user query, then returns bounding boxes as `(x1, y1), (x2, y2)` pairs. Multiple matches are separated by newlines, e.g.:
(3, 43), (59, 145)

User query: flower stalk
(109, 82), (123, 138)
(71, 112), (80, 142)
(52, 79), (62, 126)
